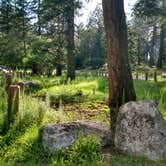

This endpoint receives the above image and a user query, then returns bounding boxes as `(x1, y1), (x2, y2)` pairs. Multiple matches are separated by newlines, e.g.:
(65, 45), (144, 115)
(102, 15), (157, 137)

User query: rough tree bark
(157, 24), (165, 68)
(102, 0), (136, 141)
(56, 64), (62, 76)
(137, 37), (141, 66)
(66, 0), (75, 80)
(55, 15), (64, 77)
(37, 0), (41, 35)
(149, 24), (157, 67)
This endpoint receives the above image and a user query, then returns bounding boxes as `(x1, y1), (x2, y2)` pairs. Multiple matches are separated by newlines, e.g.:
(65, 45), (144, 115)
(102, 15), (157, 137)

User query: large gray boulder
(43, 120), (111, 153)
(115, 100), (166, 160)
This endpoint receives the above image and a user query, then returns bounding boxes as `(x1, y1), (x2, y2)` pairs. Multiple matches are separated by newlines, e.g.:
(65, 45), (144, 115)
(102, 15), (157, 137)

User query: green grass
(134, 80), (166, 116)
(0, 73), (166, 165)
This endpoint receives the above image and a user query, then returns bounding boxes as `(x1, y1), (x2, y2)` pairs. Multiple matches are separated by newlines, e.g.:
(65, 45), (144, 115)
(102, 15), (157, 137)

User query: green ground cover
(0, 73), (166, 165)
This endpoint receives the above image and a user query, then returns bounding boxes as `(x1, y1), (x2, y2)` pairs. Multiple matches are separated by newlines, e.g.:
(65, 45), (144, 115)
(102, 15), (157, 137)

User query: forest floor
(0, 74), (166, 165)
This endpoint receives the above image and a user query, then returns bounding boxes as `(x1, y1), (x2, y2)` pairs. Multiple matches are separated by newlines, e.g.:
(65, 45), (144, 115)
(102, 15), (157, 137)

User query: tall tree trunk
(66, 1), (75, 80)
(56, 64), (62, 76)
(23, 27), (26, 58)
(149, 25), (156, 67)
(22, 3), (27, 58)
(37, 0), (41, 35)
(157, 24), (165, 68)
(102, 0), (136, 142)
(55, 15), (64, 77)
(137, 37), (141, 65)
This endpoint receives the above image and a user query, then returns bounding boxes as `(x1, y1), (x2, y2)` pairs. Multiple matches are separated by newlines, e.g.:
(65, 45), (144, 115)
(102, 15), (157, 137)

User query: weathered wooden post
(20, 72), (23, 79)
(145, 72), (148, 81)
(5, 74), (12, 93)
(95, 70), (98, 77)
(98, 71), (100, 76)
(17, 82), (25, 95)
(7, 85), (20, 128)
(12, 71), (16, 77)
(23, 71), (26, 77)
(105, 72), (107, 77)
(101, 71), (103, 77)
(16, 71), (20, 78)
(136, 71), (139, 80)
(154, 71), (157, 82)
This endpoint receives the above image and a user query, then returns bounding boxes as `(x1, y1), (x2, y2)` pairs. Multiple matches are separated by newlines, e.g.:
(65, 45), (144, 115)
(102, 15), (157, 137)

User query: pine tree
(102, 0), (136, 141)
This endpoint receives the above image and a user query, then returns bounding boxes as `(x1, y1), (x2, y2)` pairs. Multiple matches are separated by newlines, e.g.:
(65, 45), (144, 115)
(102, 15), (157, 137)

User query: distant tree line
(0, 0), (165, 80)
(0, 0), (106, 80)
(129, 0), (166, 68)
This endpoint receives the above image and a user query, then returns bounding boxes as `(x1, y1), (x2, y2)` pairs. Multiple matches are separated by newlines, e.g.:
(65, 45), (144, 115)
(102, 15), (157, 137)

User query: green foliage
(18, 96), (46, 127)
(52, 134), (105, 166)
(36, 76), (107, 105)
(97, 77), (109, 93)
(0, 0), (32, 68)
(0, 75), (166, 165)
(134, 80), (166, 115)
(133, 0), (160, 17)
(0, 73), (7, 133)
(76, 5), (106, 69)
(49, 90), (86, 106)
(0, 33), (23, 67)
(0, 88), (7, 133)
(109, 154), (166, 166)
(70, 134), (101, 162)
(132, 0), (166, 68)
(23, 36), (55, 75)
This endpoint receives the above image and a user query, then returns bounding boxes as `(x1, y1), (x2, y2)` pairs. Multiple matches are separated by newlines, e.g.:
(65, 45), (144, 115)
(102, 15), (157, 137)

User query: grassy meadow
(0, 72), (166, 165)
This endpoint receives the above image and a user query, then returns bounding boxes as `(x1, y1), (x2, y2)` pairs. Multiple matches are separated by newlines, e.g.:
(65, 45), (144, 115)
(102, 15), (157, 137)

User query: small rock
(43, 120), (111, 153)
(115, 100), (166, 160)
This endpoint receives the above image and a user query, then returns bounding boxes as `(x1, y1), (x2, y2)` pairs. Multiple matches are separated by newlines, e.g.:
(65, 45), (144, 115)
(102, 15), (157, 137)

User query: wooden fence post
(23, 71), (26, 77)
(145, 72), (148, 81)
(16, 71), (20, 78)
(154, 71), (157, 82)
(20, 72), (23, 79)
(7, 85), (20, 127)
(136, 72), (138, 80)
(5, 74), (12, 93)
(17, 82), (25, 95)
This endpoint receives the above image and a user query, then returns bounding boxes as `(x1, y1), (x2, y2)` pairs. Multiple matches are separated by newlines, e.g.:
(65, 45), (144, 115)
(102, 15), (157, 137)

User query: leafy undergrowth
(0, 74), (166, 165)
